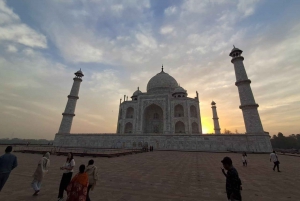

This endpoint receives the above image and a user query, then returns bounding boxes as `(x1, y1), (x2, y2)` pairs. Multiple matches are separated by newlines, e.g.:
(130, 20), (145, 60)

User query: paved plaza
(0, 150), (299, 201)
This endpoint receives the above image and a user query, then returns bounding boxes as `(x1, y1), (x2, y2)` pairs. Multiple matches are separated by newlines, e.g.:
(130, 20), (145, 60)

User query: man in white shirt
(270, 151), (281, 172)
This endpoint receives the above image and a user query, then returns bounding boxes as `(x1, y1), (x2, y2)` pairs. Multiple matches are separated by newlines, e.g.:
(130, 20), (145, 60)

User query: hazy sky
(0, 0), (299, 140)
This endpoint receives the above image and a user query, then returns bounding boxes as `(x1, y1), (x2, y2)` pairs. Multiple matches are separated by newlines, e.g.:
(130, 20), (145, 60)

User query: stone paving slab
(0, 151), (299, 201)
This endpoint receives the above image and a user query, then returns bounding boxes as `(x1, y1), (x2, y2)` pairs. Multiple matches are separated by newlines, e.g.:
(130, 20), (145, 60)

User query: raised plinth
(54, 133), (273, 153)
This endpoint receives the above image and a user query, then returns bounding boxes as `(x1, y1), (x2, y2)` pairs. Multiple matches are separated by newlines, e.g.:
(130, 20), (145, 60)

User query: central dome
(147, 70), (178, 93)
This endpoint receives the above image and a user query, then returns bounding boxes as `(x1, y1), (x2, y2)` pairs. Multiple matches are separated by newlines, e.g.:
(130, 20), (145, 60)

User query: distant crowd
(0, 146), (281, 201)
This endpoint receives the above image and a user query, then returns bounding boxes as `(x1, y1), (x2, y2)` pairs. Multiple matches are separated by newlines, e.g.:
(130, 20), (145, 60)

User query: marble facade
(117, 67), (202, 135)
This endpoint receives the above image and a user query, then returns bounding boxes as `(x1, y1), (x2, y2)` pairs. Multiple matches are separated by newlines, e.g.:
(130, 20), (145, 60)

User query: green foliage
(223, 128), (232, 134)
(271, 132), (300, 149)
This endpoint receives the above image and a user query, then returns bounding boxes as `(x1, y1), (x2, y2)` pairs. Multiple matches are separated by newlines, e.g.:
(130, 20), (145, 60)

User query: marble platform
(54, 133), (272, 153)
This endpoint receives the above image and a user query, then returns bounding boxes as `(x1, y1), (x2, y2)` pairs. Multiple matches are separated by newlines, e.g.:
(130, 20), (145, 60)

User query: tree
(270, 133), (300, 149)
(223, 129), (232, 134)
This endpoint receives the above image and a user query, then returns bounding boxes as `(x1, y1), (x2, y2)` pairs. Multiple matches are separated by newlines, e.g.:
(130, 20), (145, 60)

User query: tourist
(66, 164), (89, 201)
(242, 152), (247, 167)
(221, 157), (242, 201)
(85, 160), (98, 201)
(31, 152), (50, 196)
(58, 152), (75, 201)
(270, 151), (280, 172)
(0, 146), (18, 192)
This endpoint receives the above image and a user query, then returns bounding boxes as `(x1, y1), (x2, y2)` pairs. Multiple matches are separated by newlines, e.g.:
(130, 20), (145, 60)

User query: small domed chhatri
(131, 87), (142, 100)
(173, 86), (186, 93)
(74, 69), (84, 78)
(172, 86), (187, 98)
(229, 45), (243, 57)
(132, 87), (142, 96)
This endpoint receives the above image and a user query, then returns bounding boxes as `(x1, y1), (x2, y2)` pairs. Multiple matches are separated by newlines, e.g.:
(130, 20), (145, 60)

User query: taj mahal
(117, 66), (202, 135)
(53, 47), (273, 153)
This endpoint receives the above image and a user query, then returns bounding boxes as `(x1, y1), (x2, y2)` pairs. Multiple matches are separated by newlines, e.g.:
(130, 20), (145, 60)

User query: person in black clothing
(221, 157), (242, 201)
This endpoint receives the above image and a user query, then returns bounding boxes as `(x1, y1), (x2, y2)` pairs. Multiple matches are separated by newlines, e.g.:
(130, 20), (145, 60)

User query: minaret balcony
(239, 103), (259, 109)
(62, 113), (75, 116)
(67, 95), (79, 99)
(235, 79), (251, 86)
(73, 77), (83, 82)
(231, 56), (244, 63)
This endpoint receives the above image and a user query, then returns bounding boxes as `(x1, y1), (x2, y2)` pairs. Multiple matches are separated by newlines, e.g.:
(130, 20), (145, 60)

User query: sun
(201, 123), (214, 134)
(202, 127), (209, 134)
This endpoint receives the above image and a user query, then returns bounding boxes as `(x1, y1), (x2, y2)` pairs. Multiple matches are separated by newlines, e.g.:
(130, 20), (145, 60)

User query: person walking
(31, 152), (50, 196)
(57, 152), (75, 201)
(0, 146), (18, 192)
(242, 153), (247, 167)
(66, 164), (89, 201)
(85, 160), (98, 201)
(221, 157), (242, 201)
(270, 151), (280, 172)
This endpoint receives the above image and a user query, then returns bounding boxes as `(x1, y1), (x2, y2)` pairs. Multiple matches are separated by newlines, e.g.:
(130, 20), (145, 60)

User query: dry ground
(0, 150), (299, 201)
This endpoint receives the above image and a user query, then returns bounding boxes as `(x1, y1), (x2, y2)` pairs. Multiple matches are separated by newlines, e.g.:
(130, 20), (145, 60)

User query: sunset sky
(0, 0), (299, 140)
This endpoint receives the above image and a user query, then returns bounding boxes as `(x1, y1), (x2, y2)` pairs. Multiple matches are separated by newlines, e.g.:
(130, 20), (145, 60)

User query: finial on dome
(161, 64), (164, 72)
(138, 86), (139, 90)
(233, 45), (235, 48)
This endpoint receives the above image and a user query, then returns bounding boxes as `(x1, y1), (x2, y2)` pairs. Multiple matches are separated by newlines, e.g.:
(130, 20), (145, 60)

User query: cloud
(164, 6), (177, 15)
(160, 26), (174, 35)
(237, 0), (260, 17)
(0, 0), (47, 48)
(6, 44), (17, 52)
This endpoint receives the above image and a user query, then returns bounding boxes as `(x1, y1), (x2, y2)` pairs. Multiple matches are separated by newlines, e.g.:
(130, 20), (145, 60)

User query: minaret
(211, 101), (221, 134)
(229, 46), (264, 134)
(58, 69), (84, 134)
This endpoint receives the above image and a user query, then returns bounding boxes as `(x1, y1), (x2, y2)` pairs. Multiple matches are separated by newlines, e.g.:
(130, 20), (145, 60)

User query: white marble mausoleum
(117, 66), (202, 135)
(54, 47), (273, 153)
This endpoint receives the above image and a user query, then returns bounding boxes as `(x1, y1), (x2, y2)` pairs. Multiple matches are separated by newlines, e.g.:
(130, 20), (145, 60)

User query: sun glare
(202, 125), (213, 134)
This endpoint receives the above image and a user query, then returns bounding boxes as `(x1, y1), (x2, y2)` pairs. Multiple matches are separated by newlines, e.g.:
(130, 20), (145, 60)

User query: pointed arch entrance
(174, 104), (184, 117)
(143, 104), (164, 133)
(175, 121), (185, 133)
(124, 122), (133, 133)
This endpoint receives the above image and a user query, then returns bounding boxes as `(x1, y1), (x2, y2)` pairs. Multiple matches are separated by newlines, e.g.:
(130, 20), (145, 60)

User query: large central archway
(143, 104), (164, 133)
